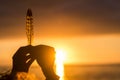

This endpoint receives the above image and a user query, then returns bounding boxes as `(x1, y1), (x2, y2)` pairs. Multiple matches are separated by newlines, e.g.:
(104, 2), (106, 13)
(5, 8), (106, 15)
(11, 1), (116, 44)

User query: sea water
(1, 65), (120, 80)
(64, 65), (120, 80)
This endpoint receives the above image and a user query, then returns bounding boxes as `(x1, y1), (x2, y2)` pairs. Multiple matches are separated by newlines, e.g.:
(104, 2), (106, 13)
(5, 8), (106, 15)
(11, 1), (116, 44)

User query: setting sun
(55, 49), (66, 80)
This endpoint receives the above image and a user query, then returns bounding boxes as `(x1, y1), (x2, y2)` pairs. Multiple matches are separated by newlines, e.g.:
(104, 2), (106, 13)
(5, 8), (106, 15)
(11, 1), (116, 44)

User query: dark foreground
(1, 64), (120, 80)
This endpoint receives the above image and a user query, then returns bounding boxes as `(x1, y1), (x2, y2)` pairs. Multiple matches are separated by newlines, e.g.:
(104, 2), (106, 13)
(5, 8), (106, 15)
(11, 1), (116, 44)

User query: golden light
(55, 49), (66, 80)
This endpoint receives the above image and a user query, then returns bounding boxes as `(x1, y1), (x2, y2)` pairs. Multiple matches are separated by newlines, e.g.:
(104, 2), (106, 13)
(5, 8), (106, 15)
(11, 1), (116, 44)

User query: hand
(11, 45), (35, 76)
(32, 45), (59, 80)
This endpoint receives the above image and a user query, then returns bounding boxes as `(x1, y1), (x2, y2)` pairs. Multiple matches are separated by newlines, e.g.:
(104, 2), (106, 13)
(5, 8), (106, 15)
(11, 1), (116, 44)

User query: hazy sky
(0, 0), (120, 65)
(1, 0), (120, 38)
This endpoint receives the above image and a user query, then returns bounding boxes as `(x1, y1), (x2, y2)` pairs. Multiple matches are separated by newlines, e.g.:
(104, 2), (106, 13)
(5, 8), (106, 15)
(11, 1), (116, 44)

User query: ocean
(1, 65), (120, 80)
(64, 65), (120, 80)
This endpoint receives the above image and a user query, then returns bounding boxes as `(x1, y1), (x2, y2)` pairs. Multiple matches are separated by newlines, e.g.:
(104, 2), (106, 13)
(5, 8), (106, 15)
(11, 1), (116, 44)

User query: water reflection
(55, 49), (65, 80)
(56, 63), (64, 80)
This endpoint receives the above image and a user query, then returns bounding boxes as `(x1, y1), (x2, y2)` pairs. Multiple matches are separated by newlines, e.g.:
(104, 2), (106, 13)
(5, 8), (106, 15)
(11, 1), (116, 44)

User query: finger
(26, 53), (30, 56)
(25, 55), (32, 61)
(26, 58), (35, 67)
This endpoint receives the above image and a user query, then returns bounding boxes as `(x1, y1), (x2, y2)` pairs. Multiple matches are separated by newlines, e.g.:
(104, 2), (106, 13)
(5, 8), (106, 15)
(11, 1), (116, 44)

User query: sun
(55, 49), (66, 80)
(56, 49), (65, 63)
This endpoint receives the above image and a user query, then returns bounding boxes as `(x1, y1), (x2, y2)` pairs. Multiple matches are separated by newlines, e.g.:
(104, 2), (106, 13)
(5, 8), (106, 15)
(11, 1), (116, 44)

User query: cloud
(0, 0), (120, 38)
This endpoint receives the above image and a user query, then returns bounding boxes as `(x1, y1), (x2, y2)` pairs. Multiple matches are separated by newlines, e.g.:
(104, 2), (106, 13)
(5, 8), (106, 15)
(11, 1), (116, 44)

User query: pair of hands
(11, 45), (59, 80)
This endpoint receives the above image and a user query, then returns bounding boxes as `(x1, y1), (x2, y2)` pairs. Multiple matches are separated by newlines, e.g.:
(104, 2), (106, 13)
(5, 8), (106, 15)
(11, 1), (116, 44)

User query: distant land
(64, 63), (120, 67)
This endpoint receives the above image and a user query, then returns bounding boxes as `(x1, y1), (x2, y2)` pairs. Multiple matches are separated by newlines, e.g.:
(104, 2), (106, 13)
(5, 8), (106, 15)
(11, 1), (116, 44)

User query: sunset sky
(0, 0), (120, 65)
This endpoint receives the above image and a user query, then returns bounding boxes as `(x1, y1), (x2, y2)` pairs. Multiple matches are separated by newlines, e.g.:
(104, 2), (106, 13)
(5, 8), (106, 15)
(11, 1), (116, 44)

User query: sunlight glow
(55, 49), (66, 80)
(16, 72), (38, 80)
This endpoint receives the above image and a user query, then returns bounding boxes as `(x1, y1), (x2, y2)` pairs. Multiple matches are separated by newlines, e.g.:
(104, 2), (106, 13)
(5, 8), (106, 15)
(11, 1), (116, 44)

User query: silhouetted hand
(32, 45), (59, 80)
(10, 45), (35, 79)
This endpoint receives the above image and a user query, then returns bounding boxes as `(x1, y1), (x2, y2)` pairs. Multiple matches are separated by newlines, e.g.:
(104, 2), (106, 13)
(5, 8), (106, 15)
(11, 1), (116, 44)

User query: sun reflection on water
(55, 49), (65, 80)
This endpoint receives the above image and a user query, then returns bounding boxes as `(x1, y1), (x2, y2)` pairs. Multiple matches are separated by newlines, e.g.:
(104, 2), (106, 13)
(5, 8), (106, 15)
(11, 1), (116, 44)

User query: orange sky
(1, 0), (120, 66)
(1, 34), (120, 65)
